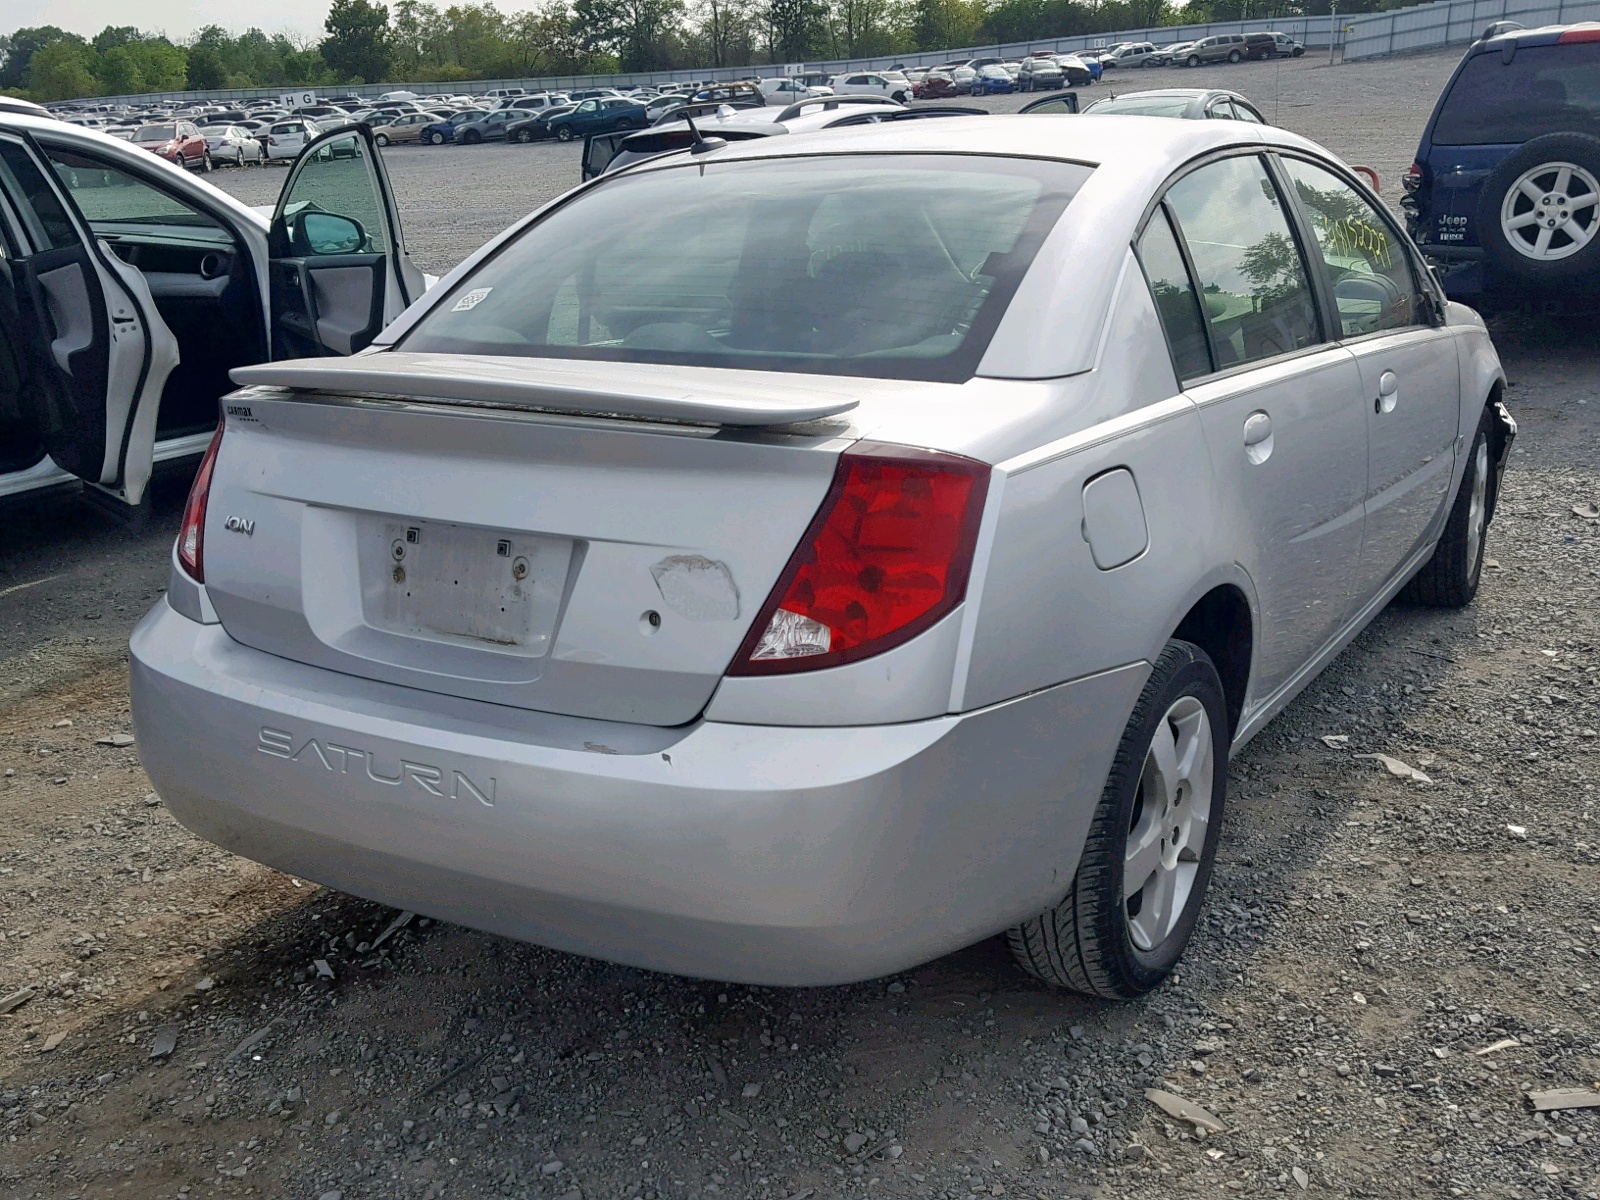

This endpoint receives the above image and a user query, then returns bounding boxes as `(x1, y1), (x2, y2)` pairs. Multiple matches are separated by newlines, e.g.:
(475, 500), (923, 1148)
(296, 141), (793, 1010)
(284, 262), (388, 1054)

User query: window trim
(1269, 148), (1444, 342)
(1134, 148), (1334, 388)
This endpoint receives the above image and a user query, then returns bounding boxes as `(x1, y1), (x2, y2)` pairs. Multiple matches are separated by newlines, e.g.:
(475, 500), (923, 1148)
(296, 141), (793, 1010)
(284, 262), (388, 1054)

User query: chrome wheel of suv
(1500, 161), (1599, 260)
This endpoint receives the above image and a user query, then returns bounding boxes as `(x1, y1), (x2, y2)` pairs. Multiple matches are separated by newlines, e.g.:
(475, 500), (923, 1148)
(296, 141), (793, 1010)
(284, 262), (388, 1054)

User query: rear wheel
(1402, 410), (1495, 608)
(1007, 640), (1229, 998)
(1476, 133), (1600, 287)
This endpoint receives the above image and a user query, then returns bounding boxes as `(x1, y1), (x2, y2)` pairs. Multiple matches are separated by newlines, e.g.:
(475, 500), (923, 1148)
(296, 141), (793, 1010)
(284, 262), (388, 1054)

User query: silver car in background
(199, 124), (266, 166)
(130, 117), (1512, 998)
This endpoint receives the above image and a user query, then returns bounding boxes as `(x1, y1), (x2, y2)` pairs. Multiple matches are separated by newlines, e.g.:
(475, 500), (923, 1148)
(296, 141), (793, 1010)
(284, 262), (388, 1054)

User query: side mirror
(300, 211), (366, 255)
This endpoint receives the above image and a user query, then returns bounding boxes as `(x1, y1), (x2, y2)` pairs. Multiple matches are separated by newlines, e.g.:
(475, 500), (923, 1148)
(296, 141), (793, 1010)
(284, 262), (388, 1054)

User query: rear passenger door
(1277, 155), (1461, 600)
(0, 130), (177, 507)
(1139, 152), (1369, 702)
(269, 124), (423, 358)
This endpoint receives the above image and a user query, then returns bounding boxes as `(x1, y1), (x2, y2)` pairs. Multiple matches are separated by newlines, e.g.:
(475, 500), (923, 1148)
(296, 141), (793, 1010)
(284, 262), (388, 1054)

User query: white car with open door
(0, 116), (424, 518)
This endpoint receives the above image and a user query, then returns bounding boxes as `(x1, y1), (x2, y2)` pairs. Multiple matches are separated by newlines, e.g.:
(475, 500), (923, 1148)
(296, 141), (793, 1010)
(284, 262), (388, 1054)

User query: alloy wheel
(1124, 695), (1215, 951)
(1465, 437), (1489, 570)
(1499, 161), (1599, 261)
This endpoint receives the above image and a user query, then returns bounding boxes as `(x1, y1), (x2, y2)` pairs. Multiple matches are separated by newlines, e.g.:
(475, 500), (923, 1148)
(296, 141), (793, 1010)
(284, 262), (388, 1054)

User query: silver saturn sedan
(129, 116), (1513, 997)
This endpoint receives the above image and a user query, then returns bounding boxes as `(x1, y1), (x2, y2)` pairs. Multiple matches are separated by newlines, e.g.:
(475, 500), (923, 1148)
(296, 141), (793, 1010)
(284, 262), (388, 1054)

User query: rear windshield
(1086, 97), (1188, 117)
(1433, 42), (1600, 144)
(401, 154), (1090, 382)
(134, 125), (177, 141)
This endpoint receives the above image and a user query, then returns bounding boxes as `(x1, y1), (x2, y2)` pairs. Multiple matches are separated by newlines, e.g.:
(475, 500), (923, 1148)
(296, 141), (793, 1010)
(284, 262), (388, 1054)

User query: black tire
(1475, 133), (1600, 286)
(1228, 48), (1242, 62)
(426, 131), (442, 145)
(892, 91), (907, 103)
(1007, 640), (1229, 998)
(512, 129), (528, 143)
(461, 130), (481, 145)
(375, 133), (389, 146)
(1401, 409), (1495, 608)
(555, 125), (575, 141)
(1186, 54), (1201, 67)
(201, 152), (213, 173)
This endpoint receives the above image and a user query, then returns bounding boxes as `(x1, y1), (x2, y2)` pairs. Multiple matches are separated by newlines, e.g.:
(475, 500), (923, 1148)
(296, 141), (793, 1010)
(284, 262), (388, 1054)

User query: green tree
(187, 43), (227, 88)
(27, 39), (99, 100)
(98, 46), (147, 93)
(574, 0), (686, 70)
(93, 26), (145, 54)
(128, 39), (187, 90)
(1, 25), (84, 91)
(322, 0), (392, 83)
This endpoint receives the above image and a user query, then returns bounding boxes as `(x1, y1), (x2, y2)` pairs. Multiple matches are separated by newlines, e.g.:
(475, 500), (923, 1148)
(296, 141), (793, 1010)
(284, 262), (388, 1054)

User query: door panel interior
(41, 147), (267, 445)
(12, 243), (112, 480)
(272, 256), (386, 359)
(0, 257), (48, 476)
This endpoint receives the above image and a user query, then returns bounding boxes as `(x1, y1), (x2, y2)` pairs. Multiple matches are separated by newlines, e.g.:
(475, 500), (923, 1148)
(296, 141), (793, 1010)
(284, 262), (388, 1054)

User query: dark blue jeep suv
(1403, 22), (1600, 302)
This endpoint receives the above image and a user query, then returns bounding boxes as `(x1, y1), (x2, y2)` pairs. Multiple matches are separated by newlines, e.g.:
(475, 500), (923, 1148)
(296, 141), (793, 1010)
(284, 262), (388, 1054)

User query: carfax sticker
(451, 287), (493, 311)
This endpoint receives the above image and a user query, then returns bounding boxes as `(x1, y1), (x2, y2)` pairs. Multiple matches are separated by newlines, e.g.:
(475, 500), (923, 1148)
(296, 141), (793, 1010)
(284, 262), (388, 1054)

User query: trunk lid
(202, 357), (863, 726)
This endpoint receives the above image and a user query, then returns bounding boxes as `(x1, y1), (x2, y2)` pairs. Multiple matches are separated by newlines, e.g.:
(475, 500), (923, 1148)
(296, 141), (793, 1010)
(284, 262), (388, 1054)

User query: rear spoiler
(230, 352), (860, 426)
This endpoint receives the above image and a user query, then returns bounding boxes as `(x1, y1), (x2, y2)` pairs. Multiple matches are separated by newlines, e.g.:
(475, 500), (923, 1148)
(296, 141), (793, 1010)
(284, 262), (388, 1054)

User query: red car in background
(131, 121), (212, 171)
(912, 72), (963, 100)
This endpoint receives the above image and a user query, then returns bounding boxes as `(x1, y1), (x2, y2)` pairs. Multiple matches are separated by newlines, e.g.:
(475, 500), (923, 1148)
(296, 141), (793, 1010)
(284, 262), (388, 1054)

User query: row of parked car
(906, 33), (1304, 97)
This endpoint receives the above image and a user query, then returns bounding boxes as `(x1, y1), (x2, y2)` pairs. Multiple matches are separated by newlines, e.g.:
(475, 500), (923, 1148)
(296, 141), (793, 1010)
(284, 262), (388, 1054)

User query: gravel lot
(3, 46), (1599, 1200)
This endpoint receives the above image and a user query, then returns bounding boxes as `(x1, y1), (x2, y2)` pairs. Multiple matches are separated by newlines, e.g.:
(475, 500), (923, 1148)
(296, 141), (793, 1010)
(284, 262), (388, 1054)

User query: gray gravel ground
(3, 46), (1599, 1200)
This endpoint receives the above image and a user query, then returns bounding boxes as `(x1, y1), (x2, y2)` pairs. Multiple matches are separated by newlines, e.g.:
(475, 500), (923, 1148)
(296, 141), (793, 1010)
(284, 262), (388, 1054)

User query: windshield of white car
(401, 154), (1090, 382)
(134, 125), (178, 141)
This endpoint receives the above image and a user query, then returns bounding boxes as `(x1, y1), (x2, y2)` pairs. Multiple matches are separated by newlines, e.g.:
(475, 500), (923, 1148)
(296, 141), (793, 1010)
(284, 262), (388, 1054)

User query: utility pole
(1329, 0), (1339, 65)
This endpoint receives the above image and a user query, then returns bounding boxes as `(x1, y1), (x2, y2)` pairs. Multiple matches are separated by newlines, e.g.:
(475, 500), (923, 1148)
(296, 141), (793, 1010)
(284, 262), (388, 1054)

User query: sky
(11, 0), (332, 40)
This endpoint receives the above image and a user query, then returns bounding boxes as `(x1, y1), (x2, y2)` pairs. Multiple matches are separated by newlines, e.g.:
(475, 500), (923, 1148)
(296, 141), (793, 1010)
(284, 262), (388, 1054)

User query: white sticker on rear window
(451, 287), (492, 311)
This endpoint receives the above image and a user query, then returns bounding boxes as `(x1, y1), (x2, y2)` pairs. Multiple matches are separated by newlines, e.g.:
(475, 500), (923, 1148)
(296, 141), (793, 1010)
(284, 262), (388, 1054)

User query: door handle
(1375, 370), (1399, 414)
(1243, 411), (1273, 464)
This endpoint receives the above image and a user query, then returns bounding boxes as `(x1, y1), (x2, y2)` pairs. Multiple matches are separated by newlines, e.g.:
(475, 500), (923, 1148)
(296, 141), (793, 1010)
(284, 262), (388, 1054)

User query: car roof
(652, 111), (1308, 170)
(1475, 20), (1600, 49)
(1088, 88), (1245, 105)
(0, 112), (270, 232)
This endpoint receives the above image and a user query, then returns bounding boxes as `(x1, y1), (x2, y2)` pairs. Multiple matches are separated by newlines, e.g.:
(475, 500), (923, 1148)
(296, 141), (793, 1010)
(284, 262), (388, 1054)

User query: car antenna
(683, 112), (726, 155)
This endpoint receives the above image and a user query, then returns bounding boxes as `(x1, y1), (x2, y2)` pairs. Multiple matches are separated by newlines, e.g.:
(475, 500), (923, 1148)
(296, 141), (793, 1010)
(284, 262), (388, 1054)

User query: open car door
(582, 131), (630, 181)
(0, 128), (178, 512)
(269, 124), (424, 358)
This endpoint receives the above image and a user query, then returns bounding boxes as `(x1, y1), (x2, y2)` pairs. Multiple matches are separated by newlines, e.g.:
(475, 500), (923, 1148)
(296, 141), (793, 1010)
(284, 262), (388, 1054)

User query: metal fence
(1343, 0), (1600, 59)
(66, 18), (1339, 109)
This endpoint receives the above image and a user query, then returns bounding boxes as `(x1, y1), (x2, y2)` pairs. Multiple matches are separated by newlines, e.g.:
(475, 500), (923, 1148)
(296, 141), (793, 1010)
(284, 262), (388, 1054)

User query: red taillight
(177, 425), (224, 583)
(1558, 26), (1600, 42)
(729, 443), (990, 675)
(1402, 162), (1424, 193)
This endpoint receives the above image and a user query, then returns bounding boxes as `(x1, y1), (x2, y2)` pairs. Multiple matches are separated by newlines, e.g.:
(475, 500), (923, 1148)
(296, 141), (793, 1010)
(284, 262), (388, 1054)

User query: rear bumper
(131, 599), (1146, 985)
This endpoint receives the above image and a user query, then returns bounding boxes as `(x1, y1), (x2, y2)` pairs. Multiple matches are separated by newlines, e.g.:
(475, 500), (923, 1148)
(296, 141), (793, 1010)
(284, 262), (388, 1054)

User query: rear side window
(1137, 206), (1212, 381)
(402, 155), (1090, 383)
(1433, 43), (1600, 144)
(1162, 154), (1321, 370)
